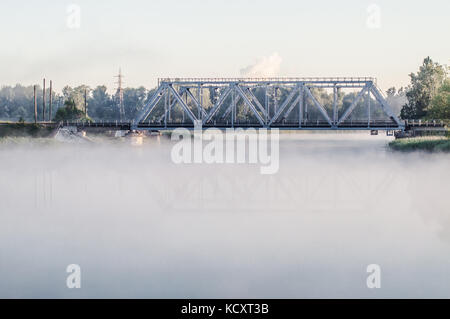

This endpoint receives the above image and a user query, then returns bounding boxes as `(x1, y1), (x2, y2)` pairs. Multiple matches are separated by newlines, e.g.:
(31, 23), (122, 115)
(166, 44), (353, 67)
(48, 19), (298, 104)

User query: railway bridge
(60, 78), (447, 134)
(131, 77), (404, 131)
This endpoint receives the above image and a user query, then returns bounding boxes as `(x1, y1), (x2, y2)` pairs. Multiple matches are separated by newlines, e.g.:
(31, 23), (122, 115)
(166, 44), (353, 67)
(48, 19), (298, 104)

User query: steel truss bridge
(131, 77), (404, 131)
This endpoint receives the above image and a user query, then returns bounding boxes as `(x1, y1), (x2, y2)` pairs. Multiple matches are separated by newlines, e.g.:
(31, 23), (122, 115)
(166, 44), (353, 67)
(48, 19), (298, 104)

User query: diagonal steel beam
(185, 88), (208, 118)
(221, 95), (241, 119)
(244, 87), (268, 118)
(168, 85), (197, 123)
(158, 87), (186, 122)
(133, 84), (166, 126)
(337, 84), (369, 125)
(203, 86), (233, 124)
(269, 86), (300, 125)
(370, 85), (403, 127)
(283, 90), (303, 120)
(304, 86), (333, 126)
(235, 85), (265, 126)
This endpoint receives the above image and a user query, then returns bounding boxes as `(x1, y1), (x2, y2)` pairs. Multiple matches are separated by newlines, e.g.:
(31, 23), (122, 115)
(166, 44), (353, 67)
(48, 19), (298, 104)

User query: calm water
(0, 133), (449, 298)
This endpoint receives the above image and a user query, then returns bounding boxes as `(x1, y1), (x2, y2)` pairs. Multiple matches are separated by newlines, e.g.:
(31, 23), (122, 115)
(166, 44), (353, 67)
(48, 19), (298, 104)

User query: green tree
(62, 85), (90, 112)
(53, 98), (88, 122)
(0, 84), (50, 121)
(123, 87), (147, 120)
(15, 106), (27, 121)
(386, 87), (406, 117)
(400, 57), (447, 119)
(427, 79), (450, 120)
(88, 85), (115, 120)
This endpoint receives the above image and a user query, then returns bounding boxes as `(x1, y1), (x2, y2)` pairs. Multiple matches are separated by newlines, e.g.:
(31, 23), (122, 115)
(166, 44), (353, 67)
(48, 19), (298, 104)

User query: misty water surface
(0, 133), (449, 298)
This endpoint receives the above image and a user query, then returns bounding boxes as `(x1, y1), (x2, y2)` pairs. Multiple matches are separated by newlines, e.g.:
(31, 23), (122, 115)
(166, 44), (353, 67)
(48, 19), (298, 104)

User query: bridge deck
(63, 120), (406, 131)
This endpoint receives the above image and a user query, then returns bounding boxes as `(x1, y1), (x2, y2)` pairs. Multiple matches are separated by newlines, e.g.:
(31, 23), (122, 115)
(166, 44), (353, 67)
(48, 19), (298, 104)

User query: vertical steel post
(164, 87), (168, 128)
(265, 85), (269, 125)
(233, 85), (237, 124)
(367, 85), (371, 128)
(49, 81), (53, 122)
(333, 84), (337, 126)
(299, 85), (304, 128)
(34, 85), (37, 124)
(182, 90), (186, 123)
(231, 86), (235, 128)
(304, 86), (308, 125)
(42, 79), (46, 122)
(168, 85), (171, 123)
(197, 84), (202, 119)
(200, 85), (203, 121)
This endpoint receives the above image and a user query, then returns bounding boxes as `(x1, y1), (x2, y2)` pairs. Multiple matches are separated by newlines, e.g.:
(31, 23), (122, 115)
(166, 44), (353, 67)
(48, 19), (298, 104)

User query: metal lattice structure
(132, 77), (403, 130)
(115, 68), (125, 122)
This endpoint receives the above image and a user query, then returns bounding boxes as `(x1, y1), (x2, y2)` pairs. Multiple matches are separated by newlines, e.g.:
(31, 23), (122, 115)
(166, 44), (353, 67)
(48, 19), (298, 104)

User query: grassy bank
(0, 122), (56, 138)
(389, 137), (450, 152)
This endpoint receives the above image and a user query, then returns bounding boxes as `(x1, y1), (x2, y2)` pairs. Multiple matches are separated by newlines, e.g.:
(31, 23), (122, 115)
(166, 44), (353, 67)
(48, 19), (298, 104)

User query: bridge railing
(158, 77), (377, 85)
(405, 119), (446, 127)
(136, 119), (401, 129)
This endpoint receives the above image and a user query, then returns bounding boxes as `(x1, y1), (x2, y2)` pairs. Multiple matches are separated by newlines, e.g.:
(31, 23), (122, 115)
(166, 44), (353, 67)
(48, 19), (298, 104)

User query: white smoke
(240, 52), (283, 77)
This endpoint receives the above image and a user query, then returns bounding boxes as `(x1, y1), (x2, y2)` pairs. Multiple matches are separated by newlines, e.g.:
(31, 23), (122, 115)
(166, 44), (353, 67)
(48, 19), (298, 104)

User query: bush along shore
(389, 137), (450, 152)
(0, 122), (57, 138)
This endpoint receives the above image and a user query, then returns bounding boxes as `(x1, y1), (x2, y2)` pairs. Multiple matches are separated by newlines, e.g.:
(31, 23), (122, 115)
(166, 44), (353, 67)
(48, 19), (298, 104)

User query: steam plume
(240, 52), (283, 77)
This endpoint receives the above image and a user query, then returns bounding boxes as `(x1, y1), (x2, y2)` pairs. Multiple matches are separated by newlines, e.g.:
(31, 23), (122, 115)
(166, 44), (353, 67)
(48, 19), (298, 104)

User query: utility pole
(34, 85), (37, 124)
(42, 79), (46, 122)
(49, 80), (53, 122)
(84, 88), (88, 117)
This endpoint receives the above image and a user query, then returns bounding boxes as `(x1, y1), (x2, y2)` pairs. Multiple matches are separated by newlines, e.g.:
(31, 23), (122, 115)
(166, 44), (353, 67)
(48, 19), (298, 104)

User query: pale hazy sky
(0, 0), (448, 92)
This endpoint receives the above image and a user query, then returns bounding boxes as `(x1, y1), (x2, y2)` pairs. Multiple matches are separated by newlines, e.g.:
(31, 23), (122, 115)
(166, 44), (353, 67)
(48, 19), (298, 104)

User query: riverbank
(389, 136), (450, 152)
(0, 122), (56, 138)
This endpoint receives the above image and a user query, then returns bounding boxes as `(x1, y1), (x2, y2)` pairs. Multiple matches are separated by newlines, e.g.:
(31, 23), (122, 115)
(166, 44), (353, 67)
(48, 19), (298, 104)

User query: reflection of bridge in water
(131, 77), (404, 131)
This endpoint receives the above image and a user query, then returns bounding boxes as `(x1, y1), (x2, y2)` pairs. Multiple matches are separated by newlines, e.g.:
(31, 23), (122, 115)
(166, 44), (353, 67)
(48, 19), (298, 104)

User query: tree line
(0, 57), (448, 123)
(0, 84), (156, 122)
(385, 57), (448, 121)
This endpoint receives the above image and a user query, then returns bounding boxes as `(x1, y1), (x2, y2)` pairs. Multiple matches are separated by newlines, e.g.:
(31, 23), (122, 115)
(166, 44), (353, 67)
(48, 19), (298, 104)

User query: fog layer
(0, 133), (449, 298)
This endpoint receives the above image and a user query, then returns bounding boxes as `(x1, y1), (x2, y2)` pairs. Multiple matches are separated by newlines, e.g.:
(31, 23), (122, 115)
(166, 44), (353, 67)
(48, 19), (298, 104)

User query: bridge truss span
(133, 77), (404, 131)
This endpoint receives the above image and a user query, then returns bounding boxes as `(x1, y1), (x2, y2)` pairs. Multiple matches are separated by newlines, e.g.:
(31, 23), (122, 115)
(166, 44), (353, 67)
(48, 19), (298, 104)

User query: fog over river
(0, 133), (449, 298)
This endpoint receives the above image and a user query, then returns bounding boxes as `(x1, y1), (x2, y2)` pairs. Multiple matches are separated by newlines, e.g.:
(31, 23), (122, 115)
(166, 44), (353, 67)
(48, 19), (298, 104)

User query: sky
(0, 0), (448, 92)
